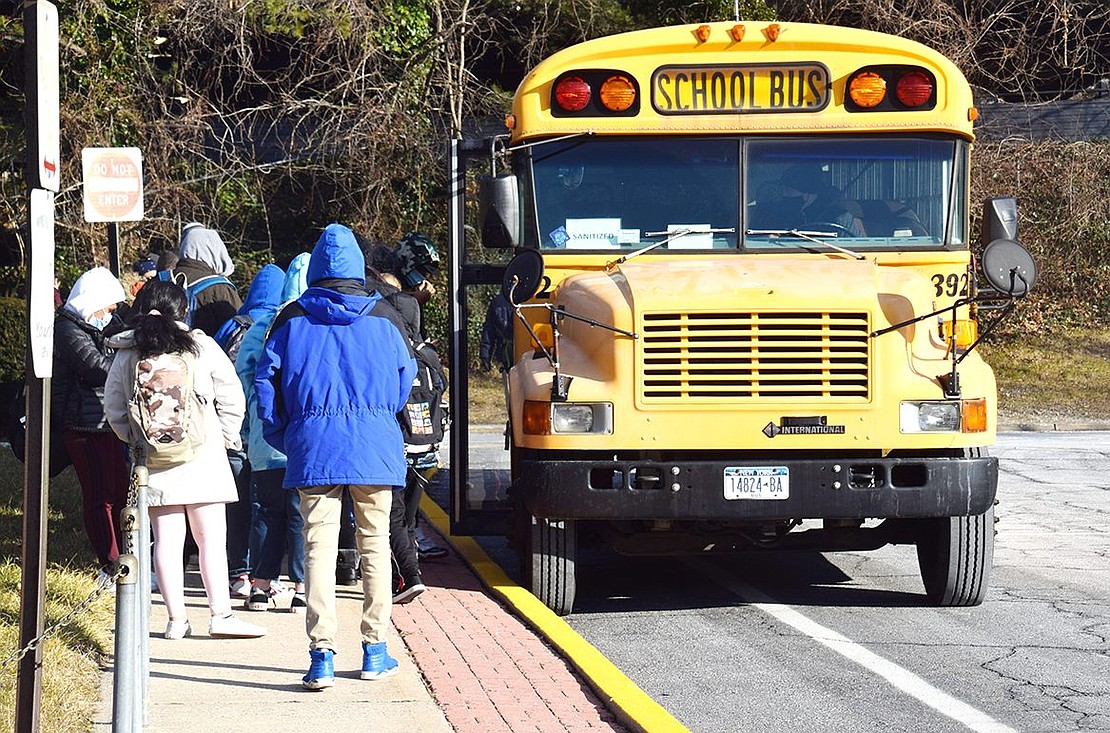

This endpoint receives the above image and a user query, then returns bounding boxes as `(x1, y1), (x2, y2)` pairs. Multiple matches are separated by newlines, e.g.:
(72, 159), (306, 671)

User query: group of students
(47, 220), (447, 688)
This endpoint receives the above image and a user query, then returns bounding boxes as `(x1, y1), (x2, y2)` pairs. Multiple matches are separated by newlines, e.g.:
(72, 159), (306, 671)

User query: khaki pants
(298, 484), (393, 650)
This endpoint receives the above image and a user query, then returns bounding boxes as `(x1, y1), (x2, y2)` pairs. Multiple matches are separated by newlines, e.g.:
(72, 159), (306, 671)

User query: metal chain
(0, 564), (125, 669)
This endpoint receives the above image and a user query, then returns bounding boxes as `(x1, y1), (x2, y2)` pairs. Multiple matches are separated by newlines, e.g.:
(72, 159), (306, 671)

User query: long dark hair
(130, 280), (199, 358)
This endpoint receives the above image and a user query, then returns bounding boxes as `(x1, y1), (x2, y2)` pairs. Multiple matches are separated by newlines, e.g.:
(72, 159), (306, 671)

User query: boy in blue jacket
(254, 223), (416, 690)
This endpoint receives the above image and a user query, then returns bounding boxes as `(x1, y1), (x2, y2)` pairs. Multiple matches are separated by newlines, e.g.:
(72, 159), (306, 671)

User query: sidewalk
(90, 517), (630, 733)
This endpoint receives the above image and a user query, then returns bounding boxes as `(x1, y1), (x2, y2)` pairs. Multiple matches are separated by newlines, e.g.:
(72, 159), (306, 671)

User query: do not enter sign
(82, 147), (144, 222)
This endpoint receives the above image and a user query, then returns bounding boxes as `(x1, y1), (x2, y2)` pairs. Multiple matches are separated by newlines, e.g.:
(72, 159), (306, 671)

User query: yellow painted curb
(420, 494), (690, 733)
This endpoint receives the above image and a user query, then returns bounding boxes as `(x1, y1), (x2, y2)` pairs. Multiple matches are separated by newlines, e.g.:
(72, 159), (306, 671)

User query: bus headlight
(900, 399), (988, 433)
(900, 401), (961, 432)
(551, 403), (613, 434)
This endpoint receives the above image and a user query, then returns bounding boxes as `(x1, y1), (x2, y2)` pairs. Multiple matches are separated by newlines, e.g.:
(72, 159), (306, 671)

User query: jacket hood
(282, 253), (311, 303)
(64, 267), (126, 320)
(307, 224), (365, 285)
(240, 264), (285, 320)
(179, 225), (235, 277)
(105, 320), (189, 351)
(298, 286), (381, 326)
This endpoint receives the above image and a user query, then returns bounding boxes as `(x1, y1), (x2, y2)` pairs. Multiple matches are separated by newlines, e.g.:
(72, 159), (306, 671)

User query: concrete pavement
(90, 510), (644, 733)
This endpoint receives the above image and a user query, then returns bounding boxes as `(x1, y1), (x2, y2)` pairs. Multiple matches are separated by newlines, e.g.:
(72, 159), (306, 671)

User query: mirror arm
(953, 297), (1017, 367)
(871, 296), (976, 338)
(508, 300), (637, 402)
(551, 305), (639, 339)
(488, 134), (511, 176)
(511, 303), (557, 366)
(937, 296), (1018, 398)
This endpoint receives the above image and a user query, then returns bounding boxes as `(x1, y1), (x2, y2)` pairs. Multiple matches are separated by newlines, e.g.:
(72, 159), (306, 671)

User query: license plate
(724, 466), (789, 500)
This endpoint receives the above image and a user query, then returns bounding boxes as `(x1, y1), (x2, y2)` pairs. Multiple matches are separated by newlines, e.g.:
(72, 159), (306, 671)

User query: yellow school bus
(447, 21), (1035, 615)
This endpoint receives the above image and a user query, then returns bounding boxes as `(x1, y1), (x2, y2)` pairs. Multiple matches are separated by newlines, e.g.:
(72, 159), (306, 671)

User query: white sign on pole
(82, 147), (144, 222)
(29, 190), (55, 378)
(33, 1), (60, 192)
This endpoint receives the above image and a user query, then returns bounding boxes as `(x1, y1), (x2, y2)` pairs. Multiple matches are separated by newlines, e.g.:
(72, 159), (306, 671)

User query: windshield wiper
(745, 229), (865, 260)
(605, 227), (737, 270)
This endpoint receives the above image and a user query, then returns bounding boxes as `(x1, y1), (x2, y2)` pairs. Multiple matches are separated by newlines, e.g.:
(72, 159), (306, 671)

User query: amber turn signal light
(599, 75), (636, 112)
(961, 399), (987, 433)
(531, 323), (554, 349)
(941, 319), (978, 351)
(523, 401), (551, 435)
(848, 71), (886, 108)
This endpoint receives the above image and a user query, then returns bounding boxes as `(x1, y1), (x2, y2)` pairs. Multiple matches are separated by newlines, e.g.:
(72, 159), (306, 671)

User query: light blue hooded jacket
(235, 255), (310, 470)
(214, 263), (285, 351)
(254, 225), (416, 488)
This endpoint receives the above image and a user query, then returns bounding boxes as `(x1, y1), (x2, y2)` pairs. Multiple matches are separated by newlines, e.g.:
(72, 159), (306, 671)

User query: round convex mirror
(501, 249), (545, 305)
(981, 239), (1036, 297)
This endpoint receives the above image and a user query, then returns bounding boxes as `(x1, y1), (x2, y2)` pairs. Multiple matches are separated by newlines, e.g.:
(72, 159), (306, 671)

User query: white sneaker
(268, 579), (293, 596)
(229, 574), (251, 598)
(209, 613), (267, 638)
(164, 619), (191, 640)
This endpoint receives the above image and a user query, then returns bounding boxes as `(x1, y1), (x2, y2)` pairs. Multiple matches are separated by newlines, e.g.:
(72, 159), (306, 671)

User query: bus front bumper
(517, 453), (998, 520)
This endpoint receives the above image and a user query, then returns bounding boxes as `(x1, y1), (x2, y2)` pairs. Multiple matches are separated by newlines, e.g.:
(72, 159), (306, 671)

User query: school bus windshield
(528, 136), (967, 252)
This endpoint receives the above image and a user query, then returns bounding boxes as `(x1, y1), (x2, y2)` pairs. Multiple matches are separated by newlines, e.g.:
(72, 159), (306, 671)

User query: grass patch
(0, 451), (114, 732)
(465, 370), (511, 426)
(980, 327), (1110, 423)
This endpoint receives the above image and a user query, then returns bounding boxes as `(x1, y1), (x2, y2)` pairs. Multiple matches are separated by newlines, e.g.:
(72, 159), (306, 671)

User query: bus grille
(640, 311), (870, 400)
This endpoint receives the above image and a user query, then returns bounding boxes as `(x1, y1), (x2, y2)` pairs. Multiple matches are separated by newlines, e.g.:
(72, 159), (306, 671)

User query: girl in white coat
(104, 279), (265, 640)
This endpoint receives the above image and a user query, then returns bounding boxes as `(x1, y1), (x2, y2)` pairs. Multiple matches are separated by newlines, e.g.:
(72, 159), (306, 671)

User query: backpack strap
(187, 274), (234, 296)
(157, 270), (188, 287)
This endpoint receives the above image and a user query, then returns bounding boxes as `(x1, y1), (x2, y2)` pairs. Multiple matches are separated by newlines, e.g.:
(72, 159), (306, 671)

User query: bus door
(446, 138), (513, 535)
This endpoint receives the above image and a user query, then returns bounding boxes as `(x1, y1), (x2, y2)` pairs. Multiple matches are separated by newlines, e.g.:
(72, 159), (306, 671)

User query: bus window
(531, 138), (739, 250)
(743, 137), (967, 249)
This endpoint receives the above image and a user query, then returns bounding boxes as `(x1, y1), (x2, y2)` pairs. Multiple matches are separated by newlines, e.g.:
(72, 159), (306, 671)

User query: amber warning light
(599, 75), (636, 112)
(552, 71), (641, 116)
(847, 66), (936, 111)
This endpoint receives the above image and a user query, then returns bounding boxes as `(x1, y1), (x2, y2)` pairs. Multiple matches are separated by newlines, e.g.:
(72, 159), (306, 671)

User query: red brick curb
(392, 529), (628, 733)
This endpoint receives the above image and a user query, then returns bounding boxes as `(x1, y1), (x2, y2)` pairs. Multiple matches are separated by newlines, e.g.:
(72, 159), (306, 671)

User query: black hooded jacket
(51, 308), (120, 431)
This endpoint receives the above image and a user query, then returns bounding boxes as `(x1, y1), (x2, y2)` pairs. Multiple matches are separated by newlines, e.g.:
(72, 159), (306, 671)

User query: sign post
(82, 146), (144, 276)
(19, 3), (58, 731)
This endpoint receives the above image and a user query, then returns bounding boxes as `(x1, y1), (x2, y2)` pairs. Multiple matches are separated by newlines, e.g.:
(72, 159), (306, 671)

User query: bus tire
(529, 515), (576, 616)
(915, 504), (994, 606)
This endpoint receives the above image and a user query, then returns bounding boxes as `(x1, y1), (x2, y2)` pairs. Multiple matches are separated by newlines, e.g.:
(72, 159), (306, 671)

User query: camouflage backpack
(128, 349), (208, 469)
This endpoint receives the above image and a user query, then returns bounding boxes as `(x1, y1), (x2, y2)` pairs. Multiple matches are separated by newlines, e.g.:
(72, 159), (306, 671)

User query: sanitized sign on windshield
(651, 63), (830, 114)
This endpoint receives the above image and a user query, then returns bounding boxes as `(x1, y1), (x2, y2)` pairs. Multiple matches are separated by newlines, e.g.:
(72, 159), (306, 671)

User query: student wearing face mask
(52, 267), (130, 582)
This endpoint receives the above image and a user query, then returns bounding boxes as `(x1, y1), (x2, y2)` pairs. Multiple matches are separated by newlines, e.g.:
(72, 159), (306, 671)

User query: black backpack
(214, 313), (253, 363)
(7, 387), (71, 477)
(398, 341), (448, 447)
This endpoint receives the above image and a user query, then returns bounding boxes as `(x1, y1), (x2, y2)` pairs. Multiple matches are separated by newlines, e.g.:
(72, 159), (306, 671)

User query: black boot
(336, 549), (360, 586)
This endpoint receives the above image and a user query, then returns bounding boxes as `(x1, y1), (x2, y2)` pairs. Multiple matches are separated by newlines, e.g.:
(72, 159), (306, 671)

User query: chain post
(111, 554), (138, 733)
(134, 464), (151, 726)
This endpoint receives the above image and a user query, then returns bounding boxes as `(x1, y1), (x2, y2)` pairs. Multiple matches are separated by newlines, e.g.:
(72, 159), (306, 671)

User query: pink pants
(149, 503), (232, 620)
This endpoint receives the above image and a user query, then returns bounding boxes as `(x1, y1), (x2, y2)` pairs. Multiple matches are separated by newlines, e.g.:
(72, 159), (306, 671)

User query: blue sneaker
(360, 641), (399, 680)
(303, 648), (335, 690)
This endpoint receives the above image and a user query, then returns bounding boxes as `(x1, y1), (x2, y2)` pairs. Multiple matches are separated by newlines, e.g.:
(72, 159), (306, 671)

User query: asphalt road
(454, 430), (1110, 732)
(564, 432), (1110, 732)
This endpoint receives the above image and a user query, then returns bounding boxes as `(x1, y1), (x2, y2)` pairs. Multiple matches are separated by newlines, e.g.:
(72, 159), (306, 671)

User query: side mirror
(980, 196), (1018, 246)
(501, 248), (545, 305)
(479, 174), (521, 249)
(978, 196), (1035, 297)
(981, 238), (1036, 297)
